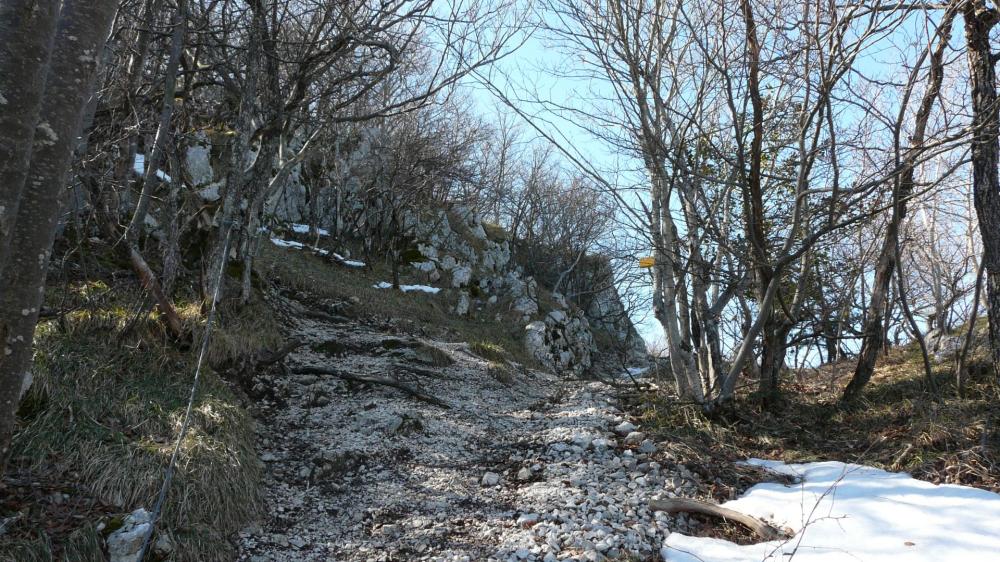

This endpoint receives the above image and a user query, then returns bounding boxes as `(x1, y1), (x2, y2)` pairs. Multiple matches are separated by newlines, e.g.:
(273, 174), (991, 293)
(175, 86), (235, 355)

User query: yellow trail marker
(639, 257), (655, 268)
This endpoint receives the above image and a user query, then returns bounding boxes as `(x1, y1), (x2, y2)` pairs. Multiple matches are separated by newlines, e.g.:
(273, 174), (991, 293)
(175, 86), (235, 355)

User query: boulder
(418, 243), (439, 260)
(523, 310), (596, 376)
(107, 508), (153, 562)
(510, 275), (539, 318)
(197, 181), (223, 203)
(455, 291), (471, 316)
(470, 222), (488, 240)
(184, 133), (214, 187)
(524, 321), (549, 365)
(452, 265), (472, 288)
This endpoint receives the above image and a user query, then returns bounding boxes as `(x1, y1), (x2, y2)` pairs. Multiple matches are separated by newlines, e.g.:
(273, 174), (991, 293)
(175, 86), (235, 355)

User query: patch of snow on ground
(662, 459), (1000, 562)
(625, 366), (649, 378)
(270, 238), (306, 250)
(270, 228), (364, 266)
(373, 281), (441, 294)
(133, 153), (172, 182)
(332, 252), (365, 267)
(290, 223), (330, 237)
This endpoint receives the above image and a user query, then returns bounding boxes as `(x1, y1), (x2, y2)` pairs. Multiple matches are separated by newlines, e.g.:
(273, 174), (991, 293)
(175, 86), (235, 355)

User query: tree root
(649, 498), (786, 541)
(294, 366), (450, 409)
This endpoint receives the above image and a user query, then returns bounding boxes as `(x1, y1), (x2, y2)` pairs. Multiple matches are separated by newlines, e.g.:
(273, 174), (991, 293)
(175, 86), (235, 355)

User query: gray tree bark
(0, 0), (118, 473)
(0, 0), (59, 279)
(963, 1), (1000, 383)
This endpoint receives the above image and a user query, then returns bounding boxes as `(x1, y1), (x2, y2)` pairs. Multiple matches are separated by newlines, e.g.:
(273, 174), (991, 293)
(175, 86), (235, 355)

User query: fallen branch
(294, 366), (450, 409)
(258, 339), (305, 365)
(299, 308), (351, 324)
(396, 362), (451, 379)
(649, 498), (786, 541)
(129, 245), (184, 338)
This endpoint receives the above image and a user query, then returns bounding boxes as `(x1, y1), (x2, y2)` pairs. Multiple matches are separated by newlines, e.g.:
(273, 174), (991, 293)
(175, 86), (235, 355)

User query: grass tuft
(2, 283), (266, 561)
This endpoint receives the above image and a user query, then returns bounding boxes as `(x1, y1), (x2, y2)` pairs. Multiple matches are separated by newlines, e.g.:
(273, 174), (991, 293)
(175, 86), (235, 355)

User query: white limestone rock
(107, 508), (152, 562)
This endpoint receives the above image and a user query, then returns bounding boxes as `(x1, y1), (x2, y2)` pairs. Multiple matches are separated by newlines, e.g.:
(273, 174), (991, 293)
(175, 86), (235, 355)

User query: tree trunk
(0, 0), (59, 278)
(844, 7), (954, 401)
(739, 0), (780, 404)
(0, 0), (118, 474)
(119, 0), (187, 338)
(963, 1), (1000, 383)
(758, 319), (789, 402)
(125, 0), (186, 242)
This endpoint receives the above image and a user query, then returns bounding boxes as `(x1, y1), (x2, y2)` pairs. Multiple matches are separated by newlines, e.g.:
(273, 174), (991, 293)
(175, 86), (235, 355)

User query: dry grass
(256, 242), (544, 369)
(1, 281), (267, 561)
(481, 221), (510, 243)
(629, 336), (1000, 499)
(469, 341), (510, 363)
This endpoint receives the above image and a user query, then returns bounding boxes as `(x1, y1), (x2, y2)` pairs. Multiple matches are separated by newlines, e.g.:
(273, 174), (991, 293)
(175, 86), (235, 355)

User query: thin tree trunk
(956, 257), (986, 397)
(161, 153), (182, 295)
(844, 8), (954, 401)
(119, 0), (187, 338)
(125, 0), (186, 241)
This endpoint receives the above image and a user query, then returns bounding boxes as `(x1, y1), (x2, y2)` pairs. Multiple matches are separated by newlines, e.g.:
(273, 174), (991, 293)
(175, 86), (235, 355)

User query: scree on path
(235, 292), (696, 562)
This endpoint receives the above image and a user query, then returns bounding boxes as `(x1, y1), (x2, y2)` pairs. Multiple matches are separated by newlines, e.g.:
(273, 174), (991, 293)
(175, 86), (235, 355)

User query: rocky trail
(235, 294), (699, 562)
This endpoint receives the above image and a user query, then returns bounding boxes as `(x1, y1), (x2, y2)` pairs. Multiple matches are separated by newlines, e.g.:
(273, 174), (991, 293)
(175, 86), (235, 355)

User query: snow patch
(290, 223), (330, 237)
(270, 238), (306, 250)
(269, 235), (365, 267)
(661, 459), (1000, 561)
(133, 153), (172, 182)
(373, 282), (441, 294)
(333, 253), (366, 267)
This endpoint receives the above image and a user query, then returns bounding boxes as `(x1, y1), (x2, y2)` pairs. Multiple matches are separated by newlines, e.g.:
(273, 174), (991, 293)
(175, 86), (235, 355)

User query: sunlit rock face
(524, 310), (596, 376)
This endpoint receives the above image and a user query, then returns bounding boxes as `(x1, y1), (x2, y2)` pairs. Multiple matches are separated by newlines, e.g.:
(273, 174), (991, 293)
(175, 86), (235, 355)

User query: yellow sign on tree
(638, 257), (655, 268)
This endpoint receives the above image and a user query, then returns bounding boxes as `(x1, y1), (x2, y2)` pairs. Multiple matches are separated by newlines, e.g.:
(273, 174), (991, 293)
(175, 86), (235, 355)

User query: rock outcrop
(185, 127), (644, 376)
(106, 508), (152, 562)
(525, 310), (596, 376)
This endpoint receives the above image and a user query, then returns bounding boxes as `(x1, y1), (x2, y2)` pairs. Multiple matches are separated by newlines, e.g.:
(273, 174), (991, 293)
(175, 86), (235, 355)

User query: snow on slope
(269, 236), (366, 267)
(662, 459), (1000, 562)
(290, 223), (330, 237)
(372, 281), (441, 294)
(133, 153), (172, 182)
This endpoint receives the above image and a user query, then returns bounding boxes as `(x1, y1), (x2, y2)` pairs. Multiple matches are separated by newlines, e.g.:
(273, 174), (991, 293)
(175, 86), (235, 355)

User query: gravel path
(236, 297), (695, 562)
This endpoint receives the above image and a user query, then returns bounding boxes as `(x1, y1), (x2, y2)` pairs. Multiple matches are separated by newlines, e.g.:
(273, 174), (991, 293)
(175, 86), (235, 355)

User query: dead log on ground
(258, 339), (305, 365)
(649, 498), (786, 541)
(294, 366), (450, 409)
